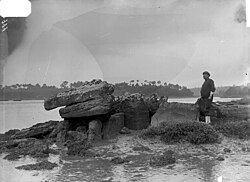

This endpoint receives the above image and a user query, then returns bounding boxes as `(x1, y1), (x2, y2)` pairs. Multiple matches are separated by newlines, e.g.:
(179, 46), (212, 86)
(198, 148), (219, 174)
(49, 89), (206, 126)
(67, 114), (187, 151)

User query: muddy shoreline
(1, 131), (250, 182)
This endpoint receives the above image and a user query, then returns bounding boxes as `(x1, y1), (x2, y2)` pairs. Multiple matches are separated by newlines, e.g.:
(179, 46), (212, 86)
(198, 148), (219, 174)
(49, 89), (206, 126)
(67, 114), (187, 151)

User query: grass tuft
(139, 121), (220, 145)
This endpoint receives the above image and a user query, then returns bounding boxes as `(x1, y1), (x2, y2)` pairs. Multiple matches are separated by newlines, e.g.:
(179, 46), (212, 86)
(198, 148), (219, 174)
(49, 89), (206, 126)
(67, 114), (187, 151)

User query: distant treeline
(191, 85), (250, 98)
(1, 81), (249, 101)
(222, 85), (250, 98)
(0, 80), (194, 101)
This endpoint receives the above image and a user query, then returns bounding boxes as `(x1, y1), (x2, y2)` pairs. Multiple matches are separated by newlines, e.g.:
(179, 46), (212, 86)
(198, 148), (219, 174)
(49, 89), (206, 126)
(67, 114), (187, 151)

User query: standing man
(199, 71), (216, 124)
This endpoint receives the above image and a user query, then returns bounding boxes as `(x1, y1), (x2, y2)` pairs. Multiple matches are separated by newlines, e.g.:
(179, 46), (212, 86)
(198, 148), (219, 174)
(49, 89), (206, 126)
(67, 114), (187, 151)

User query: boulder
(88, 120), (102, 142)
(59, 95), (114, 118)
(67, 131), (87, 142)
(67, 139), (91, 156)
(119, 99), (150, 130)
(12, 120), (59, 139)
(2, 138), (59, 161)
(120, 127), (131, 134)
(44, 80), (114, 110)
(151, 102), (197, 127)
(102, 113), (124, 139)
(52, 120), (70, 146)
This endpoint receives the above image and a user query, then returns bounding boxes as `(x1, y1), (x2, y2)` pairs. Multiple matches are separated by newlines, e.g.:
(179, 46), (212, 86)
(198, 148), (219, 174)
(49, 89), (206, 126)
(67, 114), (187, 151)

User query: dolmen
(43, 80), (162, 146)
(44, 79), (121, 144)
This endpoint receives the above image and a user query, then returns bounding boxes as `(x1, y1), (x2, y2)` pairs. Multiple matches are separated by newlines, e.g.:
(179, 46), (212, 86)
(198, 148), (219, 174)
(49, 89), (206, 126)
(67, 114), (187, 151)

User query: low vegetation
(214, 120), (250, 139)
(139, 121), (220, 145)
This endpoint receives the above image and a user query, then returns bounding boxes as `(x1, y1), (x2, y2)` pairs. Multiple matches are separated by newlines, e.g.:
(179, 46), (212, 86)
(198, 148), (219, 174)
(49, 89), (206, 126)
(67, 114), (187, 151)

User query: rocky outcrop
(1, 138), (59, 161)
(151, 102), (197, 127)
(59, 95), (114, 118)
(102, 113), (124, 139)
(12, 120), (59, 139)
(44, 80), (114, 111)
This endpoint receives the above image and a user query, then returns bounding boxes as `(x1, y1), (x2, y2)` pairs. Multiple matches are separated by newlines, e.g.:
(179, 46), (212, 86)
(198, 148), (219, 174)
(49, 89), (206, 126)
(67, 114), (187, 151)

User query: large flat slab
(44, 80), (114, 110)
(59, 96), (114, 118)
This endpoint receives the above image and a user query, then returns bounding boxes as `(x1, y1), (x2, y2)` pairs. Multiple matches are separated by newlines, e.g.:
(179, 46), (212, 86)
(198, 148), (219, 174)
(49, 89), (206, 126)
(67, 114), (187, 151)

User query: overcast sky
(2, 0), (250, 88)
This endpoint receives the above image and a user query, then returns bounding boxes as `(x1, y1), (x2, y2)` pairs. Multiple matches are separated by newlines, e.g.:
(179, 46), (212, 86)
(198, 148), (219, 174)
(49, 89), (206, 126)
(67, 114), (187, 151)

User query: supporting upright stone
(54, 120), (70, 146)
(102, 113), (124, 139)
(88, 120), (102, 142)
(119, 100), (150, 130)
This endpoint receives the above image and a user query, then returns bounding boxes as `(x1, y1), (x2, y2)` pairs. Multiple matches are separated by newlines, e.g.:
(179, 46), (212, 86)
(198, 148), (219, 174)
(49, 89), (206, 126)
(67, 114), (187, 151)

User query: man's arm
(209, 80), (215, 99)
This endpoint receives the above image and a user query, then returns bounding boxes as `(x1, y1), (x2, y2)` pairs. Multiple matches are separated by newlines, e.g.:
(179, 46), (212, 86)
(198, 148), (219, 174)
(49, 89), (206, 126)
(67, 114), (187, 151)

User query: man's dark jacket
(200, 78), (215, 98)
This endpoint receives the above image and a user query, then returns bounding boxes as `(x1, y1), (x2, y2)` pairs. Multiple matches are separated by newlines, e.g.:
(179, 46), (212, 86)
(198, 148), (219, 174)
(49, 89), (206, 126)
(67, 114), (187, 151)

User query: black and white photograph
(0, 0), (250, 181)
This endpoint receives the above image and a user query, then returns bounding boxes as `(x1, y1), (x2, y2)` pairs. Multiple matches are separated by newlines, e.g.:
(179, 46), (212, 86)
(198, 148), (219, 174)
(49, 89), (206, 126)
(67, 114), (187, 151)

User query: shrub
(139, 126), (164, 139)
(139, 121), (220, 145)
(215, 120), (250, 139)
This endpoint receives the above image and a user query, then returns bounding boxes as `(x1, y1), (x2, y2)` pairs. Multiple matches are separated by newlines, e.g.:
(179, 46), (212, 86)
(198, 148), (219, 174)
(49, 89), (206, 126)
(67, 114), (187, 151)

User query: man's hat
(202, 71), (210, 76)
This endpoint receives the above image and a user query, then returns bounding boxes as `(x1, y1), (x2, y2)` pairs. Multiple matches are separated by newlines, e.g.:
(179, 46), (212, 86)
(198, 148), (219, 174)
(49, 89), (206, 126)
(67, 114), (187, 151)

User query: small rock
(102, 177), (113, 182)
(149, 151), (176, 167)
(223, 148), (231, 153)
(3, 153), (21, 161)
(245, 160), (250, 163)
(133, 145), (151, 152)
(120, 127), (131, 134)
(111, 145), (119, 150)
(132, 174), (143, 178)
(201, 147), (208, 152)
(110, 157), (129, 164)
(163, 150), (175, 156)
(16, 161), (58, 170)
(216, 156), (225, 161)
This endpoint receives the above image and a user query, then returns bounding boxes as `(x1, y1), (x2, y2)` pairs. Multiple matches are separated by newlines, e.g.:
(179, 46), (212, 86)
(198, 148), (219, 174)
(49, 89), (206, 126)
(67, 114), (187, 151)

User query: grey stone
(59, 95), (113, 118)
(102, 113), (124, 139)
(44, 80), (114, 110)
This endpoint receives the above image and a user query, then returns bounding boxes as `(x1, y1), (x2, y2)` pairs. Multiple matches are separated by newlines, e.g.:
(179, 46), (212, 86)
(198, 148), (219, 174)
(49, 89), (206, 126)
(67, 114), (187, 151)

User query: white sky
(3, 0), (250, 88)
